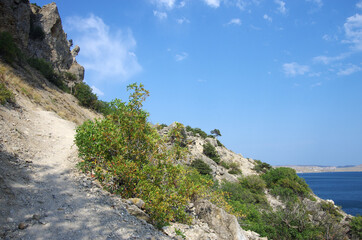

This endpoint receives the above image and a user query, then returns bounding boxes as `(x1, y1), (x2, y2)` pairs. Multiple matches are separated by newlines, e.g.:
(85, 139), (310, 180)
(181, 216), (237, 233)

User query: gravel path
(0, 104), (171, 240)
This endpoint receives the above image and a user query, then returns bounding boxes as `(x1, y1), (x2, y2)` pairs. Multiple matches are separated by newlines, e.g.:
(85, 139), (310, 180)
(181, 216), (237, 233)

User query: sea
(298, 172), (362, 216)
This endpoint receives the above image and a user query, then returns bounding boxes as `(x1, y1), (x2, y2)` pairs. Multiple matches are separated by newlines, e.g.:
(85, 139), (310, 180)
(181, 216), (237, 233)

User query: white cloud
(177, 17), (190, 24)
(91, 85), (104, 96)
(357, 1), (362, 9)
(65, 15), (141, 81)
(178, 1), (186, 8)
(313, 53), (349, 65)
(322, 34), (338, 41)
(175, 52), (188, 61)
(151, 0), (176, 9)
(343, 14), (362, 51)
(204, 0), (220, 8)
(227, 18), (242, 26)
(337, 64), (362, 76)
(306, 0), (323, 8)
(263, 14), (272, 22)
(311, 82), (322, 87)
(283, 62), (310, 77)
(275, 0), (286, 14)
(153, 10), (168, 20)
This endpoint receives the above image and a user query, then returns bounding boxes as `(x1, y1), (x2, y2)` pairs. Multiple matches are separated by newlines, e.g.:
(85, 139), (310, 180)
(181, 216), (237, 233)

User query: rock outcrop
(0, 0), (84, 83)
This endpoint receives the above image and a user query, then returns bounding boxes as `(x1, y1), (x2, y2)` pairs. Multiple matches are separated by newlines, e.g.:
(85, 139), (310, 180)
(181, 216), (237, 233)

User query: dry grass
(0, 61), (101, 124)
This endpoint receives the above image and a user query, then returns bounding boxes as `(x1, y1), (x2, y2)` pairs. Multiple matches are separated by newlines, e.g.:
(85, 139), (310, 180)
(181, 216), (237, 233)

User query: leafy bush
(186, 125), (208, 139)
(216, 139), (224, 147)
(0, 32), (21, 64)
(74, 82), (97, 108)
(203, 142), (220, 164)
(240, 175), (266, 194)
(253, 160), (272, 174)
(156, 123), (167, 130)
(221, 180), (268, 207)
(350, 215), (362, 239)
(0, 82), (14, 105)
(75, 83), (229, 228)
(260, 203), (321, 240)
(191, 159), (212, 175)
(262, 167), (312, 201)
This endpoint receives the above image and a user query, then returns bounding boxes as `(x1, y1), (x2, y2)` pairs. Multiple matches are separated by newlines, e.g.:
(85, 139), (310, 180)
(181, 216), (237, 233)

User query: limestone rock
(0, 0), (84, 83)
(125, 204), (150, 222)
(194, 199), (247, 240)
(127, 198), (146, 209)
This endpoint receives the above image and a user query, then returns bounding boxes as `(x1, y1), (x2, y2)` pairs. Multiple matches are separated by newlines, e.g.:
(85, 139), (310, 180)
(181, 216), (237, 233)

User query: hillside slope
(0, 63), (171, 239)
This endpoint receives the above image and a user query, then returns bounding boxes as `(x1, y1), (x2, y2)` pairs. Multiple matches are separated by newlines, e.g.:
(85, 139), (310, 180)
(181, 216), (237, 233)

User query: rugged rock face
(0, 0), (84, 83)
(159, 122), (258, 183)
(194, 199), (247, 240)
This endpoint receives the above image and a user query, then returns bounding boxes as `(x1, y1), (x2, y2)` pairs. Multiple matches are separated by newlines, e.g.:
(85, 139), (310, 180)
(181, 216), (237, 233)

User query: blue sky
(34, 0), (362, 166)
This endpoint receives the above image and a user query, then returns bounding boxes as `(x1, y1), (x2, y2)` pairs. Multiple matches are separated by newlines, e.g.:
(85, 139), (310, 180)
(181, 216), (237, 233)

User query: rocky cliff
(0, 0), (83, 85)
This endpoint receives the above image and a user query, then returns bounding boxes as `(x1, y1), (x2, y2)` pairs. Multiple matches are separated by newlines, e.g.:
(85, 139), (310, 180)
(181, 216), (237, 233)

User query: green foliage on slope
(203, 141), (220, 164)
(75, 83), (234, 228)
(262, 167), (312, 201)
(0, 82), (14, 105)
(0, 32), (22, 64)
(350, 215), (362, 239)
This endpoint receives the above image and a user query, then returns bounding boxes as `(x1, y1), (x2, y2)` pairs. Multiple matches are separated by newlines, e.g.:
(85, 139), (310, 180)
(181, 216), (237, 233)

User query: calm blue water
(298, 172), (362, 216)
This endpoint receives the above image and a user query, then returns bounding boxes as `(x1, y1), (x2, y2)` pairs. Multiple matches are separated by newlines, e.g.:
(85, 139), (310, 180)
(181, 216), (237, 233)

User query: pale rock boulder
(194, 199), (247, 240)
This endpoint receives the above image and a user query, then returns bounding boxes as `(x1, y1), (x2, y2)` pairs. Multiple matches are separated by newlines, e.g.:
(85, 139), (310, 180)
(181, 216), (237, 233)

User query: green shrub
(320, 202), (343, 220)
(0, 82), (14, 105)
(262, 167), (312, 201)
(27, 58), (69, 92)
(0, 32), (21, 64)
(186, 126), (208, 139)
(156, 123), (167, 130)
(191, 159), (212, 175)
(63, 72), (77, 81)
(350, 215), (362, 239)
(75, 83), (224, 228)
(221, 181), (268, 207)
(220, 161), (230, 169)
(203, 142), (220, 164)
(240, 175), (266, 194)
(228, 162), (242, 175)
(216, 139), (224, 147)
(74, 82), (97, 108)
(253, 160), (272, 174)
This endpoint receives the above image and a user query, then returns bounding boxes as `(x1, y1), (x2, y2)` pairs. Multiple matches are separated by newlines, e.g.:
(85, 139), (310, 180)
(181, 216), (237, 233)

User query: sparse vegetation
(156, 123), (167, 130)
(27, 57), (69, 92)
(227, 162), (242, 175)
(253, 159), (272, 174)
(186, 125), (208, 139)
(191, 159), (212, 175)
(203, 141), (220, 164)
(0, 32), (22, 64)
(0, 82), (14, 105)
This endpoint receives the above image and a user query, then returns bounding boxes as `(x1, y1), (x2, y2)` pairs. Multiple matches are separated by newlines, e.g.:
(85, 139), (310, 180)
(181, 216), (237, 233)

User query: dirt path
(0, 104), (170, 240)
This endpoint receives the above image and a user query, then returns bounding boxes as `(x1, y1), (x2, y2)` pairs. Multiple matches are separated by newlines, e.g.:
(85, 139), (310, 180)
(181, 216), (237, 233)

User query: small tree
(211, 129), (221, 137)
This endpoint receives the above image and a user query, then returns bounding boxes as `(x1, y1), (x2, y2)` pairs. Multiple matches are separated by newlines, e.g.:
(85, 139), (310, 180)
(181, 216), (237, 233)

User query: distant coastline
(276, 164), (362, 173)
